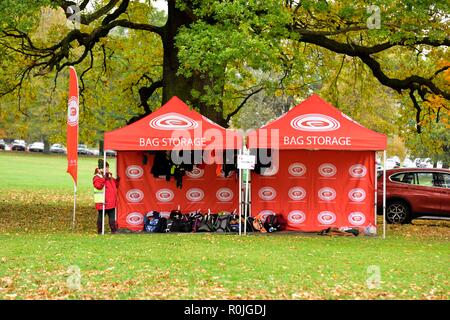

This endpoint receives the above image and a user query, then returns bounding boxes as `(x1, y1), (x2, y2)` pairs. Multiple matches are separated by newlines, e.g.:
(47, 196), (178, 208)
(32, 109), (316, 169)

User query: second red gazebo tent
(247, 94), (387, 232)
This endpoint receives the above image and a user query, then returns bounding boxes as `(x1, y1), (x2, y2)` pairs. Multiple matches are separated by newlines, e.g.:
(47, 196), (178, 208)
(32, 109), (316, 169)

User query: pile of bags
(143, 210), (283, 234)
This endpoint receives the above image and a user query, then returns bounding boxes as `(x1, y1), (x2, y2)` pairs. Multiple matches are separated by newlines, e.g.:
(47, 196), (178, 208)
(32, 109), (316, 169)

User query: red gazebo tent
(247, 94), (387, 233)
(104, 96), (242, 231)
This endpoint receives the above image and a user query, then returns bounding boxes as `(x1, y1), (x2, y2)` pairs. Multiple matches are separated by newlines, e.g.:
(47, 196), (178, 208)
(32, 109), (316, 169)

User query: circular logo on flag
(216, 188), (233, 202)
(186, 166), (204, 179)
(348, 188), (366, 202)
(126, 212), (144, 226)
(290, 114), (340, 132)
(156, 189), (175, 202)
(288, 187), (306, 201)
(186, 188), (205, 202)
(258, 187), (277, 201)
(125, 165), (144, 179)
(126, 189), (144, 203)
(348, 212), (366, 226)
(288, 210), (306, 224)
(318, 211), (336, 225)
(288, 163), (307, 177)
(318, 163), (337, 177)
(318, 187), (336, 201)
(149, 113), (199, 130)
(349, 164), (367, 178)
(67, 97), (79, 127)
(258, 210), (275, 223)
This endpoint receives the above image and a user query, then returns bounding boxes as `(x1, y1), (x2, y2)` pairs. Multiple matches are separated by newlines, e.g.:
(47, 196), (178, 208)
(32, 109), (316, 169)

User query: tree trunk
(161, 2), (228, 127)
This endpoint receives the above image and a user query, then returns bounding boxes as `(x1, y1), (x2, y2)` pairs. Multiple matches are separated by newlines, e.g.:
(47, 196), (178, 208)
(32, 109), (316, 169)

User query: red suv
(377, 168), (450, 224)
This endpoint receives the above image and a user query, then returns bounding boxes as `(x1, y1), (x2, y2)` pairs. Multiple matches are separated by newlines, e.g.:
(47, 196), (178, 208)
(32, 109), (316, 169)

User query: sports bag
(214, 214), (231, 232)
(263, 214), (281, 232)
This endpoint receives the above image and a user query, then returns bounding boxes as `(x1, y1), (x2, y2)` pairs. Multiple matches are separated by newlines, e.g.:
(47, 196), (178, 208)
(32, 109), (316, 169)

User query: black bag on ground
(144, 211), (167, 233)
(263, 214), (281, 232)
(191, 212), (204, 232)
(214, 214), (231, 232)
(229, 214), (241, 233)
(180, 214), (193, 232)
(197, 214), (215, 232)
(169, 210), (183, 232)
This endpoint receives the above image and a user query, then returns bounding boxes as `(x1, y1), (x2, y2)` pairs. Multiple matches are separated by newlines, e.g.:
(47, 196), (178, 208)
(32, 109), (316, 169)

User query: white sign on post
(237, 154), (256, 170)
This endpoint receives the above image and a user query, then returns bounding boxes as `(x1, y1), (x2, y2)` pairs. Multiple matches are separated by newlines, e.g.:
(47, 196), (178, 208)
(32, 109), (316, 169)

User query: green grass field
(0, 152), (449, 299)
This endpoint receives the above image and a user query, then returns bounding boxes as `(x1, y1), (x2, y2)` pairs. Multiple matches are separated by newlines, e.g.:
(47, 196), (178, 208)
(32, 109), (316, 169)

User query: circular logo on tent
(216, 188), (233, 202)
(149, 112), (198, 130)
(318, 163), (337, 177)
(126, 212), (144, 226)
(288, 163), (306, 177)
(348, 188), (366, 202)
(156, 189), (175, 202)
(348, 212), (366, 226)
(186, 188), (204, 202)
(318, 187), (336, 201)
(258, 187), (276, 201)
(67, 97), (79, 127)
(290, 114), (340, 132)
(186, 166), (204, 179)
(125, 165), (144, 179)
(288, 187), (306, 201)
(288, 210), (306, 224)
(126, 189), (144, 203)
(318, 211), (336, 225)
(258, 210), (275, 223)
(349, 165), (367, 178)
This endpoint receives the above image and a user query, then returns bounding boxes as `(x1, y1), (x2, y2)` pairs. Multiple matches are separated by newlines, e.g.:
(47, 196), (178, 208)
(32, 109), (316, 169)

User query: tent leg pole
(244, 168), (250, 236)
(102, 151), (106, 235)
(238, 149), (242, 236)
(383, 150), (386, 239)
(72, 183), (77, 230)
(374, 151), (377, 236)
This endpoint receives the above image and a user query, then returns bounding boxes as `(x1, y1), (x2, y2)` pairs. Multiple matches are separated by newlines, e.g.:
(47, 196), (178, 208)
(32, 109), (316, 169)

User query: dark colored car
(377, 168), (450, 224)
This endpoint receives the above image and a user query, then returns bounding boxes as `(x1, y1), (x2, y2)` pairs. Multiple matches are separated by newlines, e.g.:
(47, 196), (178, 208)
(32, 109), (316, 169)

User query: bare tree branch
(225, 87), (263, 124)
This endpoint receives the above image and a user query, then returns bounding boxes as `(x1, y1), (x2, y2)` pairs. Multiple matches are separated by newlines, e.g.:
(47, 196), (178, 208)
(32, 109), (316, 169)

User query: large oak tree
(0, 0), (448, 132)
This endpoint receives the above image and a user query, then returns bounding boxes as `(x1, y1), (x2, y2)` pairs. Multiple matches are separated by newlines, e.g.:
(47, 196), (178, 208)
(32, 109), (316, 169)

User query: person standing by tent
(93, 159), (120, 234)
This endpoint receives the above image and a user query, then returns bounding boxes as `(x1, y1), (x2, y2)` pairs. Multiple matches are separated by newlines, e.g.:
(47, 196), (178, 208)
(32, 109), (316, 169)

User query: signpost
(237, 152), (256, 235)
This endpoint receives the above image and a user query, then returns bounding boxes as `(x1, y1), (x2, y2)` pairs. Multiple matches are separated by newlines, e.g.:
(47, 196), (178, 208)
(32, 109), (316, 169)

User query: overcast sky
(151, 0), (168, 12)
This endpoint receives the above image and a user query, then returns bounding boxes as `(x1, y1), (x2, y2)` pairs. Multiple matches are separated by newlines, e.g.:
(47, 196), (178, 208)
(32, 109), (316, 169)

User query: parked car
(384, 158), (400, 170)
(11, 140), (26, 151)
(28, 142), (44, 152)
(413, 158), (434, 168)
(106, 150), (116, 157)
(377, 168), (450, 224)
(50, 143), (66, 154)
(402, 158), (416, 168)
(0, 139), (5, 150)
(78, 144), (94, 155)
(89, 149), (100, 156)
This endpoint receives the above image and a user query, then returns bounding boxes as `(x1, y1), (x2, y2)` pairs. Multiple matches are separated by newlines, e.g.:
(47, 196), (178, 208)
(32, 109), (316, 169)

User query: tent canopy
(247, 94), (387, 151)
(105, 96), (242, 150)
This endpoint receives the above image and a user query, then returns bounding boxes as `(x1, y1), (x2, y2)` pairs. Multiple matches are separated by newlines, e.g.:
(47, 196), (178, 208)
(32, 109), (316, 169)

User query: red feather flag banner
(67, 66), (79, 229)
